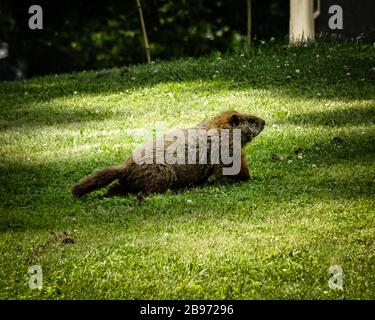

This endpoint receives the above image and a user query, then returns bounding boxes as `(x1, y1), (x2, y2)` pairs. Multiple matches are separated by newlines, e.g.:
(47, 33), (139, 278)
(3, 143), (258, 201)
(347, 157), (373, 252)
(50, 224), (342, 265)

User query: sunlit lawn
(0, 41), (374, 299)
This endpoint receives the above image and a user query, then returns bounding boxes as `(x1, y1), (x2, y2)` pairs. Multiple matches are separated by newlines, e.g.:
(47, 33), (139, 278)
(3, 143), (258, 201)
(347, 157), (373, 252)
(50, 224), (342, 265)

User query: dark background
(0, 0), (374, 80)
(0, 0), (288, 79)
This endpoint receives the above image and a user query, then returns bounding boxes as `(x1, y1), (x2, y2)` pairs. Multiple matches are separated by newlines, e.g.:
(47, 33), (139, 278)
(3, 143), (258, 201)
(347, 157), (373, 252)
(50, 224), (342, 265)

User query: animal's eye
(248, 118), (255, 123)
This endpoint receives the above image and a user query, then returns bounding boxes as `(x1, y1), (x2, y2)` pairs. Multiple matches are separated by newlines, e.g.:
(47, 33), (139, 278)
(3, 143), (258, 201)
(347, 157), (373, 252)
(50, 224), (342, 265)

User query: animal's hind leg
(126, 164), (177, 195)
(105, 181), (127, 197)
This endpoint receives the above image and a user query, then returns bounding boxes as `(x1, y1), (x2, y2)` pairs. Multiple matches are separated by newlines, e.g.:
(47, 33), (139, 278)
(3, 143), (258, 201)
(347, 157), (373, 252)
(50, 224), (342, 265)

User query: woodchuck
(72, 110), (265, 197)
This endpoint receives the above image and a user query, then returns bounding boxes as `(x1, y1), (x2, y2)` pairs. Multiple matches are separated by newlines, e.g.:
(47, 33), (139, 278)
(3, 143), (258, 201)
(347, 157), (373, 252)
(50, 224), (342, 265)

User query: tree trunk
(136, 0), (151, 63)
(246, 0), (251, 52)
(289, 0), (320, 44)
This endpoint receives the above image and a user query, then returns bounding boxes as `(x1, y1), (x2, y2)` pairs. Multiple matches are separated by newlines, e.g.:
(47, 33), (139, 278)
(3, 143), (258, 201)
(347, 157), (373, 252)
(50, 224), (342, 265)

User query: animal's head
(202, 110), (265, 145)
(229, 110), (265, 144)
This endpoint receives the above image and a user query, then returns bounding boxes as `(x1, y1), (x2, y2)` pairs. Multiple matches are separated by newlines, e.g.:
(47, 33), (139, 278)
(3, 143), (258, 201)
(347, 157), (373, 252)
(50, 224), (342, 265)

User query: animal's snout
(257, 118), (265, 131)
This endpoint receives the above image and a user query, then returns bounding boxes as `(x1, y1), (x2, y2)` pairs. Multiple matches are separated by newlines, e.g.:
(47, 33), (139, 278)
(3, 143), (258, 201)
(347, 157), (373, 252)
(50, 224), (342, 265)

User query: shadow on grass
(0, 43), (373, 133)
(282, 105), (375, 127)
(0, 43), (374, 104)
(1, 43), (374, 230)
(1, 128), (374, 231)
(0, 82), (373, 132)
(0, 106), (134, 132)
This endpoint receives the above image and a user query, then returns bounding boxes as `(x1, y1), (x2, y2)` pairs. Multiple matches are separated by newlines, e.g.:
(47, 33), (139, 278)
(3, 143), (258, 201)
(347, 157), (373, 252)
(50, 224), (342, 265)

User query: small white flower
(286, 75), (291, 79)
(361, 78), (365, 81)
(312, 164), (317, 168)
(186, 199), (193, 204)
(167, 92), (174, 98)
(295, 69), (300, 73)
(317, 92), (321, 96)
(131, 77), (136, 81)
(297, 154), (303, 160)
(316, 54), (320, 58)
(73, 91), (78, 95)
(270, 37), (275, 42)
(240, 53), (245, 57)
(288, 160), (293, 164)
(346, 72), (351, 76)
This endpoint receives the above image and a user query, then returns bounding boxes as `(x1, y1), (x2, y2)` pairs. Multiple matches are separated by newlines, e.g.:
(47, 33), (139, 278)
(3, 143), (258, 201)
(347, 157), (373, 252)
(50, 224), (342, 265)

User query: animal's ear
(230, 114), (240, 126)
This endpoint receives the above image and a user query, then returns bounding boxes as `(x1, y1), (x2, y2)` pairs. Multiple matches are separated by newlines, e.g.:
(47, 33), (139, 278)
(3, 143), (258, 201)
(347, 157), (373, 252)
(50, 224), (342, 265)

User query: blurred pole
(246, 0), (252, 52)
(136, 0), (151, 63)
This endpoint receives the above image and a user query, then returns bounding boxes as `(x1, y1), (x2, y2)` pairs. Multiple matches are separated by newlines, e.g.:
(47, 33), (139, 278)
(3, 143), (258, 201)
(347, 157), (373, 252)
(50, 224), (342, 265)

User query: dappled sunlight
(1, 77), (373, 137)
(0, 45), (374, 299)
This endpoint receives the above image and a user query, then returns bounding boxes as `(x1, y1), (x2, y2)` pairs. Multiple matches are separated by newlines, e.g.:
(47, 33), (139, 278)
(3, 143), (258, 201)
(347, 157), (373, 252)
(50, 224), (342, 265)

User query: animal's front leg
(214, 152), (251, 181)
(236, 152), (251, 181)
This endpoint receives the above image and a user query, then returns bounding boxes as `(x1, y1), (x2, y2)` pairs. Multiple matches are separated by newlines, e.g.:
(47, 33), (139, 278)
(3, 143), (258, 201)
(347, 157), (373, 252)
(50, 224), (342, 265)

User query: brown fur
(72, 110), (265, 197)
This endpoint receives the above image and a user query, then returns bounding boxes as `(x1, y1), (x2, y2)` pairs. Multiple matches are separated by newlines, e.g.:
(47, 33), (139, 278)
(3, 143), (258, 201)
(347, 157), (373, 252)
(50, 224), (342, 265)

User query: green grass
(0, 41), (374, 299)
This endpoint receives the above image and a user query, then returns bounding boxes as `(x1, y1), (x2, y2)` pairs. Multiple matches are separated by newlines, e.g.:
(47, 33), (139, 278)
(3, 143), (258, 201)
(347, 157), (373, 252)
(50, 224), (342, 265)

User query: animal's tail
(72, 165), (126, 197)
